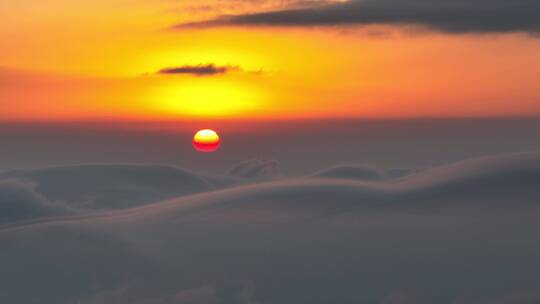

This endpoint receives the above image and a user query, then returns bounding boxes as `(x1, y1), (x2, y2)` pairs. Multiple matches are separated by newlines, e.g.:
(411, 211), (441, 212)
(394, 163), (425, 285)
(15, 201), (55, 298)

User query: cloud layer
(175, 0), (540, 34)
(312, 164), (384, 180)
(2, 152), (540, 303)
(0, 180), (70, 224)
(0, 164), (240, 217)
(228, 159), (281, 179)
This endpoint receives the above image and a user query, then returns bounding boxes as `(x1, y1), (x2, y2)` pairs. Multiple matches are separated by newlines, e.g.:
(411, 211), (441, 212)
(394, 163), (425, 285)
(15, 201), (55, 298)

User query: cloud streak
(157, 64), (240, 76)
(173, 0), (540, 34)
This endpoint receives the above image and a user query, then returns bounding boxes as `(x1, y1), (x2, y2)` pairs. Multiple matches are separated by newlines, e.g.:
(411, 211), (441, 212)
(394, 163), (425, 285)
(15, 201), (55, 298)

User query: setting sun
(193, 129), (221, 152)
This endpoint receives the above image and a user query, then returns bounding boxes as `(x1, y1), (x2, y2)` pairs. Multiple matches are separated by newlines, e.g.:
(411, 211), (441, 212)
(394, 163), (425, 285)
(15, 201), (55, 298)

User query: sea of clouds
(1, 152), (540, 303)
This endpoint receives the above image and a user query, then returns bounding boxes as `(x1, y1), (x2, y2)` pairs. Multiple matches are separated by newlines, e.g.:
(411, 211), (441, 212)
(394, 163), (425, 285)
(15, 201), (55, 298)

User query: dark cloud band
(157, 64), (240, 76)
(174, 0), (540, 34)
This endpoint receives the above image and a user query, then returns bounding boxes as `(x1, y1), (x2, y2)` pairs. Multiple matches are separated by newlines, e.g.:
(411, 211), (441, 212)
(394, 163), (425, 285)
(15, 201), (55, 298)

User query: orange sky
(1, 0), (540, 121)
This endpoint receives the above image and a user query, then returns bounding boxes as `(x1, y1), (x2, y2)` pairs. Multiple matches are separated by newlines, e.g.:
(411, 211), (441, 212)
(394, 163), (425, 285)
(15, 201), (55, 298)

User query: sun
(193, 129), (221, 152)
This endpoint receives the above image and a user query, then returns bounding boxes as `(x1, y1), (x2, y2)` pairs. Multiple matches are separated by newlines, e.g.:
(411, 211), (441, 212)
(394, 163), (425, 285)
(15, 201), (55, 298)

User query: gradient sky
(1, 0), (540, 121)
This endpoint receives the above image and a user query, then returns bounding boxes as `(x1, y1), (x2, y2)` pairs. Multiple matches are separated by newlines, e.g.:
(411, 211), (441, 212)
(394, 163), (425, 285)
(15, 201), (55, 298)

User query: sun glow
(147, 78), (264, 117)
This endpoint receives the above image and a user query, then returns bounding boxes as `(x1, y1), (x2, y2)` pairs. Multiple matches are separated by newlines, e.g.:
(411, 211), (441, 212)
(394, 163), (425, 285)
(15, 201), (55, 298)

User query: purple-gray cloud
(173, 0), (540, 35)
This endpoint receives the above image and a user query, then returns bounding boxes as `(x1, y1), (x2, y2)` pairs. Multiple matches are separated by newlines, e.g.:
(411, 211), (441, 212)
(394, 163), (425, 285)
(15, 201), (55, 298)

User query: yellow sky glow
(1, 0), (540, 121)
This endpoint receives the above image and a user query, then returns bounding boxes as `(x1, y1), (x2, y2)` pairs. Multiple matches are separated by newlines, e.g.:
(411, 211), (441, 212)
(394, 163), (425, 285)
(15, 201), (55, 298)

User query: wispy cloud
(170, 0), (339, 17)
